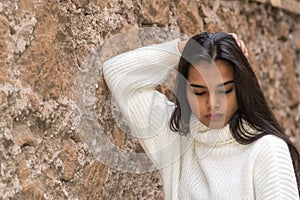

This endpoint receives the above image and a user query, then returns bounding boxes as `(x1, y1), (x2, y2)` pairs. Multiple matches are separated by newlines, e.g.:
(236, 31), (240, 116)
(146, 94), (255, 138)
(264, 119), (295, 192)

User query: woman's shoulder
(250, 134), (291, 162)
(254, 134), (286, 144)
(239, 123), (289, 152)
(253, 134), (288, 149)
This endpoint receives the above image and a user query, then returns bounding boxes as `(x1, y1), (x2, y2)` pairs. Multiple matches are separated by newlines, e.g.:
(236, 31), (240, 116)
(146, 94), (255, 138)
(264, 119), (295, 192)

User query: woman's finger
(229, 33), (240, 46)
(239, 40), (245, 52)
(229, 33), (249, 59)
(239, 40), (249, 59)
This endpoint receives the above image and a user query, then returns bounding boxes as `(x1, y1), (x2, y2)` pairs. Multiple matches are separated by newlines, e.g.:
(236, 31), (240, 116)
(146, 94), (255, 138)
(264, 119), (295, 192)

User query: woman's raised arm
(103, 39), (181, 167)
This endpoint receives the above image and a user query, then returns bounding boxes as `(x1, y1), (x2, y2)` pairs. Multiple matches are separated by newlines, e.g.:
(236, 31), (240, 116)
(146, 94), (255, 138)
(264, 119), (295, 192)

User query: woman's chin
(202, 121), (227, 129)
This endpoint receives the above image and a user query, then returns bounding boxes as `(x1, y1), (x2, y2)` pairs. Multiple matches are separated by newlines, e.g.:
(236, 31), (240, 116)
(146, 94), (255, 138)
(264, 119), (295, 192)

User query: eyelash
(195, 88), (233, 96)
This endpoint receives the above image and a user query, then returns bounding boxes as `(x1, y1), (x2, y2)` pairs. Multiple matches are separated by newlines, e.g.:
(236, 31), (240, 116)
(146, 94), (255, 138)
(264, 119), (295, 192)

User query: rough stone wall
(0, 0), (299, 199)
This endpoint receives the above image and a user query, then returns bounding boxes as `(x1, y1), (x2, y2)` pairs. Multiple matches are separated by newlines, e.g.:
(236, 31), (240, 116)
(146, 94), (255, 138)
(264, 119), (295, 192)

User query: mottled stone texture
(0, 0), (299, 199)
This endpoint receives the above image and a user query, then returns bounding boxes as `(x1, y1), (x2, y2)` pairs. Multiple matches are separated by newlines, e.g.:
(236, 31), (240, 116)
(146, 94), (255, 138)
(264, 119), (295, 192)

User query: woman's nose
(206, 94), (220, 109)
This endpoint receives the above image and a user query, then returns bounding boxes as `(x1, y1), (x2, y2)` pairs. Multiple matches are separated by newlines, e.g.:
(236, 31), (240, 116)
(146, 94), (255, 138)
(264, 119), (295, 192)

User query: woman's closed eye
(218, 88), (234, 94)
(195, 91), (206, 96)
(194, 88), (234, 96)
(194, 90), (208, 96)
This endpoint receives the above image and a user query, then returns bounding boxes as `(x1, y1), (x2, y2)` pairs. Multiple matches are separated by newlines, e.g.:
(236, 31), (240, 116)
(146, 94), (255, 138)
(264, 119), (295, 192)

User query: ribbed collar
(189, 114), (235, 147)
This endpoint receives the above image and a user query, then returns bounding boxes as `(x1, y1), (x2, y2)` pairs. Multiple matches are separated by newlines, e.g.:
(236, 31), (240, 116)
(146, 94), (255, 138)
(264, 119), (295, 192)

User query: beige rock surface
(0, 0), (299, 199)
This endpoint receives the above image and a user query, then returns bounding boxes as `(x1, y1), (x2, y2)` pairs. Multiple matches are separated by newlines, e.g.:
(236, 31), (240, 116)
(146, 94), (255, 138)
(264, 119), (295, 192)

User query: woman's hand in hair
(229, 33), (249, 59)
(178, 33), (249, 58)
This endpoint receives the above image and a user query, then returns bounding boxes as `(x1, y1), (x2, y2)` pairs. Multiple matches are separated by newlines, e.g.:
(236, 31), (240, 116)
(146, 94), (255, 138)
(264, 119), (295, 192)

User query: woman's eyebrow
(190, 83), (206, 88)
(190, 80), (234, 88)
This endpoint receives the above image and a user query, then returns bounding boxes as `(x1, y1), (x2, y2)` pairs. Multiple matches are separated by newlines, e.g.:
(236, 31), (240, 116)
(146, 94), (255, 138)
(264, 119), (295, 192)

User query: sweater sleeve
(103, 39), (181, 168)
(253, 135), (299, 200)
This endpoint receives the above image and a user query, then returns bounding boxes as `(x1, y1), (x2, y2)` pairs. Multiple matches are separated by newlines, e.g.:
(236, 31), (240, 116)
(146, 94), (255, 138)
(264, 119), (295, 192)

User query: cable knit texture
(103, 39), (299, 200)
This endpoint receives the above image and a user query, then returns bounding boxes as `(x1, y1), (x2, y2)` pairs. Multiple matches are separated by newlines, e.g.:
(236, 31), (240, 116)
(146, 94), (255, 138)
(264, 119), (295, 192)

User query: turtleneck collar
(189, 114), (235, 146)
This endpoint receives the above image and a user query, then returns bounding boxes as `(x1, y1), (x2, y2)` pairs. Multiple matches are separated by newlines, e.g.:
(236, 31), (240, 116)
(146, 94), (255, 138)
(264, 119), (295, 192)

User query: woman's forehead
(188, 61), (235, 85)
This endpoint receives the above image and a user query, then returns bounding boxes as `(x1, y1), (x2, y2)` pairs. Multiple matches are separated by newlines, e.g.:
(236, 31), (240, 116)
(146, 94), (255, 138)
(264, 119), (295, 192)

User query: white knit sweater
(103, 39), (299, 200)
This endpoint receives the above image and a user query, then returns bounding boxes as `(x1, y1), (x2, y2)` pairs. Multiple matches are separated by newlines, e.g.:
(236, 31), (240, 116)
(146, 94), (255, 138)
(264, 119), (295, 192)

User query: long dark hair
(170, 32), (300, 193)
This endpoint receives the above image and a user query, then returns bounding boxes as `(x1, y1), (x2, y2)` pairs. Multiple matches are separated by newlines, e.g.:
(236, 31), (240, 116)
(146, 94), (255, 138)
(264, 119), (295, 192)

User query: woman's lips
(205, 113), (224, 121)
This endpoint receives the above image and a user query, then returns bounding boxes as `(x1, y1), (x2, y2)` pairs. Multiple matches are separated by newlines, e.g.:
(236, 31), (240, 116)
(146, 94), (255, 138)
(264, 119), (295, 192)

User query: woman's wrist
(178, 40), (188, 53)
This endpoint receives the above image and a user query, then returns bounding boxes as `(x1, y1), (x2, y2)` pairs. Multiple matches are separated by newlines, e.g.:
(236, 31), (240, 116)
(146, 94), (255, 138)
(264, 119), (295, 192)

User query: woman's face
(186, 60), (238, 128)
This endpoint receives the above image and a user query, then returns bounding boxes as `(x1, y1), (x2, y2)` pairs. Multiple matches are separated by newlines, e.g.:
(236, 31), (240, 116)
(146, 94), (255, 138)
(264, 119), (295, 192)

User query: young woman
(103, 32), (300, 199)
